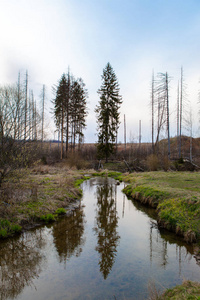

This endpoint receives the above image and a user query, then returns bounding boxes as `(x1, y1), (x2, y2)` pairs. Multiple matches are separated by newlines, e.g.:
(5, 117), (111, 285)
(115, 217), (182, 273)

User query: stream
(0, 177), (199, 300)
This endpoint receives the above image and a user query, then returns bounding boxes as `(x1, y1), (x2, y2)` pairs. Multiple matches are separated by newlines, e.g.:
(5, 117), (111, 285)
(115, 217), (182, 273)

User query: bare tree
(177, 81), (180, 156)
(0, 76), (41, 184)
(152, 72), (170, 158)
(24, 70), (28, 140)
(179, 67), (183, 158)
(16, 71), (22, 140)
(165, 72), (170, 159)
(41, 85), (45, 142)
(66, 70), (71, 153)
(189, 107), (193, 162)
(151, 70), (155, 152)
(124, 114), (126, 152)
(178, 67), (190, 158)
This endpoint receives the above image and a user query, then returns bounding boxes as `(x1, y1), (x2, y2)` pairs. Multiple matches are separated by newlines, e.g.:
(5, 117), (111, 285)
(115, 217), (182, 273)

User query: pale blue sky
(0, 0), (200, 142)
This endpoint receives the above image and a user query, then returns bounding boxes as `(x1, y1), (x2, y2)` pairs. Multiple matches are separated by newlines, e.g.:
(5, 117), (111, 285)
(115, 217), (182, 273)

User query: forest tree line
(0, 63), (199, 180)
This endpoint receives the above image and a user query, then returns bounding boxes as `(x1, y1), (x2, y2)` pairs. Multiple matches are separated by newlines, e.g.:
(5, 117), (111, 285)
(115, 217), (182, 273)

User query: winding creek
(0, 177), (200, 300)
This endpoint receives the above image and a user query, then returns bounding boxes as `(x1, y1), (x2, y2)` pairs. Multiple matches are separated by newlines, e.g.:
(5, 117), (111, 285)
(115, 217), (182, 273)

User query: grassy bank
(0, 164), (90, 238)
(122, 171), (200, 244)
(0, 166), (123, 239)
(149, 280), (200, 300)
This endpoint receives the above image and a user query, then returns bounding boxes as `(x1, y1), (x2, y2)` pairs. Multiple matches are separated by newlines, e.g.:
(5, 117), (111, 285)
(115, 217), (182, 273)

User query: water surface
(0, 177), (199, 300)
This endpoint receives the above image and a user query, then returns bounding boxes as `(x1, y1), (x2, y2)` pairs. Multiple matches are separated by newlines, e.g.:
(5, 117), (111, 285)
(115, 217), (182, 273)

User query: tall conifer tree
(96, 63), (122, 162)
(70, 78), (87, 150)
(54, 74), (68, 159)
(53, 72), (87, 158)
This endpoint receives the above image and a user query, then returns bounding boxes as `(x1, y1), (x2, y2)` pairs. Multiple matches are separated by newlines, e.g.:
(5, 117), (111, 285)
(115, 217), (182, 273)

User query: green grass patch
(107, 171), (123, 182)
(74, 176), (90, 188)
(158, 198), (200, 238)
(74, 178), (85, 187)
(160, 280), (200, 299)
(122, 171), (200, 243)
(123, 184), (169, 207)
(40, 214), (55, 223)
(74, 176), (91, 196)
(0, 167), (90, 239)
(26, 201), (43, 208)
(55, 208), (66, 215)
(92, 170), (123, 182)
(0, 219), (21, 238)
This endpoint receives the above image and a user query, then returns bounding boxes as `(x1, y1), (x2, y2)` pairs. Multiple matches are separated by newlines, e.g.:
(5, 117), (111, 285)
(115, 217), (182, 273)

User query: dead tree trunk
(166, 72), (170, 159)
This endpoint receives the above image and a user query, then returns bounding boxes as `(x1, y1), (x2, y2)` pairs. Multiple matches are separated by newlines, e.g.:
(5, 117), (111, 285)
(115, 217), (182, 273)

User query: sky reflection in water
(0, 177), (199, 300)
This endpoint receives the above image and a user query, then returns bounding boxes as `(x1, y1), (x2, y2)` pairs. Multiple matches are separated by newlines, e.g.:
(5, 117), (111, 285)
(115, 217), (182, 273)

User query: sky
(0, 0), (200, 143)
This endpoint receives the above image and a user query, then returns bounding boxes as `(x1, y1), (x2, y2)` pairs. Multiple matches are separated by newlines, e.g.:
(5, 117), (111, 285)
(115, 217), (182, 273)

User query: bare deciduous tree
(152, 72), (170, 158)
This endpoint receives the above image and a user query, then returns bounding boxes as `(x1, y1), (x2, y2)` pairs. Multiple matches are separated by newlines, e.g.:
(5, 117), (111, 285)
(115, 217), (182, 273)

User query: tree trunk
(151, 71), (154, 152)
(24, 70), (28, 140)
(166, 72), (170, 159)
(179, 67), (183, 158)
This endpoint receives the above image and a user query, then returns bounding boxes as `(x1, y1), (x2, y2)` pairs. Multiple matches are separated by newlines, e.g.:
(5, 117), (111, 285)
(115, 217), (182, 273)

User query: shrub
(161, 155), (170, 171)
(146, 154), (160, 171)
(66, 153), (90, 170)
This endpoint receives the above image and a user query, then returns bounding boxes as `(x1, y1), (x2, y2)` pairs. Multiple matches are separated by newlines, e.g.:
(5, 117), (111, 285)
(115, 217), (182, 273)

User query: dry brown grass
(148, 280), (163, 300)
(0, 164), (88, 232)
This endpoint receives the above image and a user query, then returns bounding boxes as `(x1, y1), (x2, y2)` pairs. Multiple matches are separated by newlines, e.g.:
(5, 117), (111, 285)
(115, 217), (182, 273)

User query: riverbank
(0, 163), (90, 238)
(121, 171), (200, 299)
(0, 167), (200, 298)
(122, 171), (200, 249)
(0, 165), (124, 238)
(149, 280), (200, 299)
(1, 168), (200, 245)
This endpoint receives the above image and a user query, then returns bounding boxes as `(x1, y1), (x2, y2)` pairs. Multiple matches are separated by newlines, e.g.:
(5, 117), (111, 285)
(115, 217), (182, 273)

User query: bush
(161, 155), (170, 171)
(146, 154), (160, 171)
(66, 152), (90, 169)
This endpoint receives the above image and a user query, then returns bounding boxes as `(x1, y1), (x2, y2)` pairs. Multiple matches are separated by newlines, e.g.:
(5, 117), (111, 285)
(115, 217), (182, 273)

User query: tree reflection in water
(149, 224), (195, 273)
(0, 230), (46, 300)
(52, 207), (86, 265)
(131, 197), (196, 272)
(94, 177), (120, 279)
